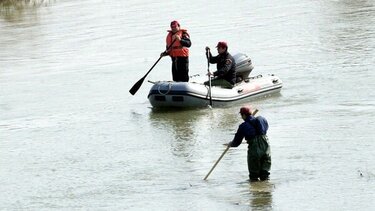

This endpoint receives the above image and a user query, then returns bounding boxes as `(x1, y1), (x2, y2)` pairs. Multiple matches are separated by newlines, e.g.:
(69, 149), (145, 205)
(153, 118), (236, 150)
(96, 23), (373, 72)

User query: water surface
(1, 0), (374, 210)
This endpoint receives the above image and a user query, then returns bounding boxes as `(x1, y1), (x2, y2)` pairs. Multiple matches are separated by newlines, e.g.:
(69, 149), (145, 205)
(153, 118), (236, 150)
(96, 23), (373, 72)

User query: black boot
(249, 173), (259, 182)
(259, 170), (270, 181)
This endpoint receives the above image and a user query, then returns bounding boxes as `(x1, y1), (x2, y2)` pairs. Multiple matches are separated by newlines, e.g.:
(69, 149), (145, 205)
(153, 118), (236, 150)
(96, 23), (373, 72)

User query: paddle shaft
(206, 50), (213, 106)
(203, 109), (259, 180)
(129, 39), (177, 95)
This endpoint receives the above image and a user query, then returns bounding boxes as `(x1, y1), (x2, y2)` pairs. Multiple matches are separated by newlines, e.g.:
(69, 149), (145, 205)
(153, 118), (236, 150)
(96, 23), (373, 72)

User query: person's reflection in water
(0, 1), (46, 22)
(149, 109), (203, 158)
(248, 181), (274, 210)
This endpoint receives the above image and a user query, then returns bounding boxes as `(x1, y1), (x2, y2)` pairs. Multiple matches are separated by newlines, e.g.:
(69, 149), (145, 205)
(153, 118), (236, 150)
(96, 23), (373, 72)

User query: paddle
(206, 49), (213, 106)
(203, 109), (259, 180)
(129, 39), (177, 95)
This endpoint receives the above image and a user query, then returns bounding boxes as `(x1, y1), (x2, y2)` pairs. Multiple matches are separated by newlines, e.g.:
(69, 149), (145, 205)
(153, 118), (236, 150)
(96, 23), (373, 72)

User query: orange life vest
(166, 29), (189, 57)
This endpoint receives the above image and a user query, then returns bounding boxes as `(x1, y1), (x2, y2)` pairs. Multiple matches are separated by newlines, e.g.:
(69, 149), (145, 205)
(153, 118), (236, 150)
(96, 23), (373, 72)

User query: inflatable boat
(147, 53), (282, 108)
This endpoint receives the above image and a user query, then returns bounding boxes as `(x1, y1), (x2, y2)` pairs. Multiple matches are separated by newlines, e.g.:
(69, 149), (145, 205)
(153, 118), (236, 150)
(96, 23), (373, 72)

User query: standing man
(161, 20), (191, 82)
(227, 106), (271, 181)
(205, 41), (236, 88)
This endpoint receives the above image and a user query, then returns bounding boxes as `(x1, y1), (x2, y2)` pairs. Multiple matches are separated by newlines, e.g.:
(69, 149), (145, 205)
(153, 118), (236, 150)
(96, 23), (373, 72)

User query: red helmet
(239, 106), (253, 115)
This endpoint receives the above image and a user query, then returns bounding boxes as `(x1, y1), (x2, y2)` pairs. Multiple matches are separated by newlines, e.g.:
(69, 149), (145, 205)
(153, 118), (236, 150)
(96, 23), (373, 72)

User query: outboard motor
(233, 53), (253, 81)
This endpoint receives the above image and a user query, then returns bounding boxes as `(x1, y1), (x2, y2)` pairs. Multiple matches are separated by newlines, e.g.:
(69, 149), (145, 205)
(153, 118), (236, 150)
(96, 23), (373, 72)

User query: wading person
(227, 106), (271, 181)
(205, 41), (236, 88)
(161, 20), (191, 82)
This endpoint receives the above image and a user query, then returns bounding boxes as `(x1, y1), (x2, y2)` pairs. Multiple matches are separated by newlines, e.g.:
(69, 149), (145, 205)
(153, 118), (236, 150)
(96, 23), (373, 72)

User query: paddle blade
(129, 77), (145, 95)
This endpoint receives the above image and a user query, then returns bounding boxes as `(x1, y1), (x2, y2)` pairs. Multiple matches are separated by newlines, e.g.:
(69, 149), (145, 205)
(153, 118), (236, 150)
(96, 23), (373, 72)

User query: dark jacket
(208, 51), (236, 85)
(179, 31), (191, 49)
(230, 115), (269, 147)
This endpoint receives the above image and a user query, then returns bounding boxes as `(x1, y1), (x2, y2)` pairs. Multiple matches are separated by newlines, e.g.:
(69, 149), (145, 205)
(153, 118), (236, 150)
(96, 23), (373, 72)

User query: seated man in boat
(204, 41), (236, 88)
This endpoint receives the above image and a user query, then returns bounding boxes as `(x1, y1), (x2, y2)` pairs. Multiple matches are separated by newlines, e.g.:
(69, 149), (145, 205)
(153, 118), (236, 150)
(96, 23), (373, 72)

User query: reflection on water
(148, 108), (206, 158)
(149, 108), (203, 141)
(0, 0), (49, 22)
(248, 181), (274, 210)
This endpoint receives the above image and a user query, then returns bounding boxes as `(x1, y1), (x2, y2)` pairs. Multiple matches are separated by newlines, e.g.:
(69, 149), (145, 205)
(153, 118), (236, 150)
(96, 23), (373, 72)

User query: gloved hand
(173, 34), (181, 41)
(160, 51), (168, 57)
(205, 46), (210, 51)
(224, 142), (232, 147)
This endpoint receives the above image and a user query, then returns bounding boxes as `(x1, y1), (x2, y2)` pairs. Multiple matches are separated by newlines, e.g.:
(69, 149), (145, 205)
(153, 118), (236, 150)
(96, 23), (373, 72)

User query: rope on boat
(157, 82), (172, 95)
(189, 74), (200, 78)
